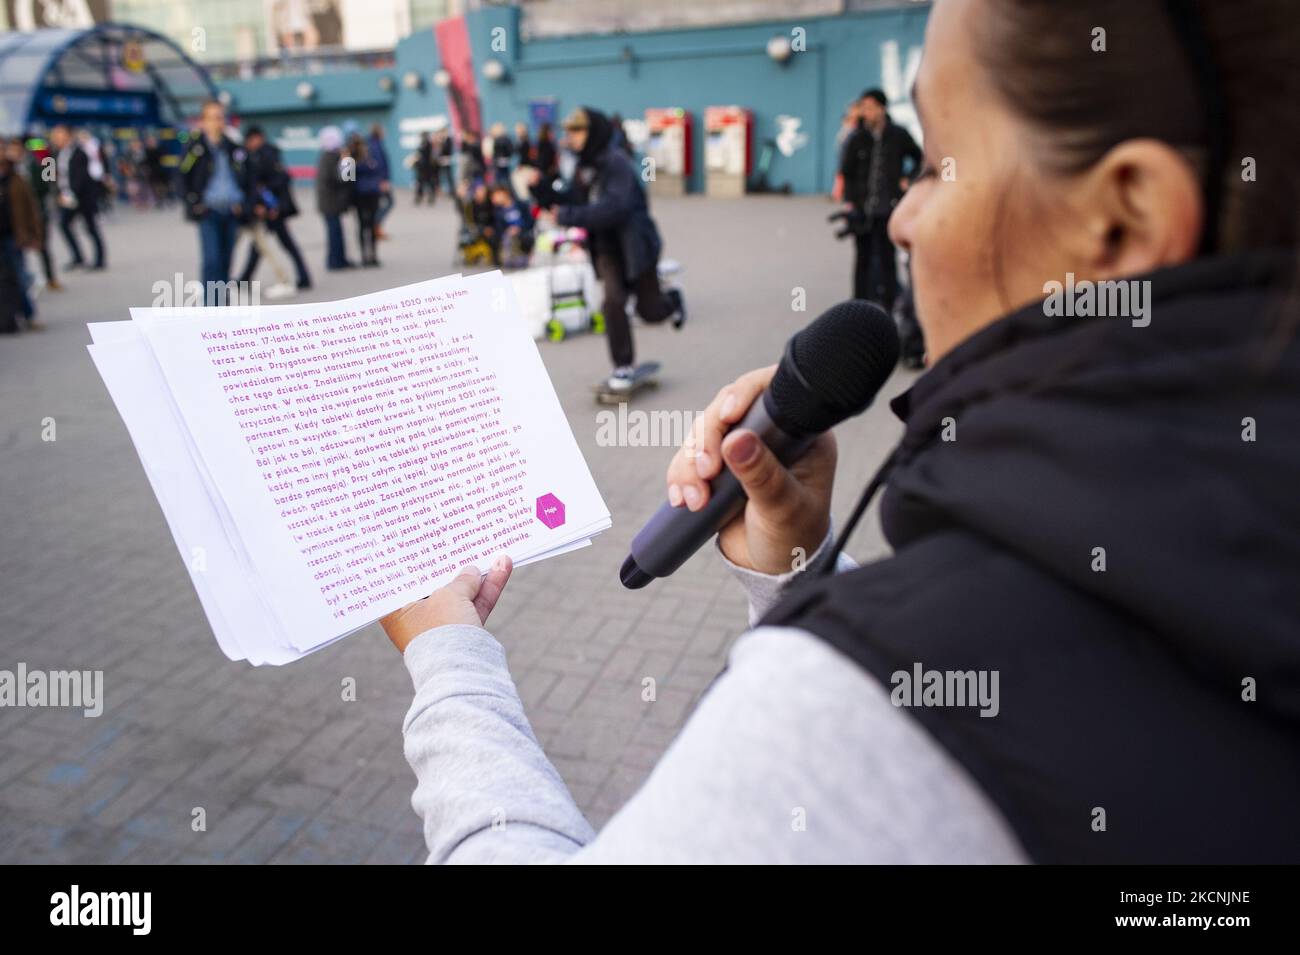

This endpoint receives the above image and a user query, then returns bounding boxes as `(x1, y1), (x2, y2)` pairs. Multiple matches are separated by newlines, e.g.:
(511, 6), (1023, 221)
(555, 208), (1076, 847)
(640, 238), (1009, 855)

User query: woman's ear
(1073, 138), (1204, 279)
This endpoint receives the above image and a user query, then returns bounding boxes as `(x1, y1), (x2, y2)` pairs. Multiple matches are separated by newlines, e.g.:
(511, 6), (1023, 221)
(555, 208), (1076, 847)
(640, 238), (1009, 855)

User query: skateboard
(593, 361), (661, 404)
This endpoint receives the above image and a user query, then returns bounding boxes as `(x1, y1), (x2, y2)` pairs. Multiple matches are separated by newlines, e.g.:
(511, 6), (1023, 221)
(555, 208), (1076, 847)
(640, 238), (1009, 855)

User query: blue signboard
(528, 98), (557, 133)
(34, 88), (162, 126)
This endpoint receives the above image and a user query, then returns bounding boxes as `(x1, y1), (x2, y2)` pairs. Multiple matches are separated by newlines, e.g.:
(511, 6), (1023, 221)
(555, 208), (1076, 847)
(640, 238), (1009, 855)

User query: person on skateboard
(527, 107), (685, 393)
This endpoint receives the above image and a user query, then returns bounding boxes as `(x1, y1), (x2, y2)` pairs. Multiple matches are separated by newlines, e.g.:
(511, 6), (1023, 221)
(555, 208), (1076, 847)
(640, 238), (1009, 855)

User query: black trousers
(853, 215), (898, 313)
(0, 247), (21, 332)
(239, 216), (311, 286)
(35, 201), (56, 284)
(355, 194), (380, 263)
(60, 203), (104, 267)
(414, 172), (436, 204)
(595, 250), (668, 369)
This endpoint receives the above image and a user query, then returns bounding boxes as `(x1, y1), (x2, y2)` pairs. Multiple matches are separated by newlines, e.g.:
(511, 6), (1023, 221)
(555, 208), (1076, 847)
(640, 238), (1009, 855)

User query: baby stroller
(533, 226), (605, 342)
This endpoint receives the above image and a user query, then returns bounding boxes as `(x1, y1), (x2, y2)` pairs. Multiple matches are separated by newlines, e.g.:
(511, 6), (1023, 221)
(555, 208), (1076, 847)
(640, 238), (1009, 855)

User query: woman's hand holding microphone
(664, 365), (838, 576)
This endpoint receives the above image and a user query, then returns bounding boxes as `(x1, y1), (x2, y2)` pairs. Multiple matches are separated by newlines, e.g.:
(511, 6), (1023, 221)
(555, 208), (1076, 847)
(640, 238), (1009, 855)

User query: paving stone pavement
(0, 189), (915, 863)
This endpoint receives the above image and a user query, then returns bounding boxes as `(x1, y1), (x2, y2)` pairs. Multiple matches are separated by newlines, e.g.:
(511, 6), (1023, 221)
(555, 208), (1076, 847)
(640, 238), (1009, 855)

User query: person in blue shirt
(488, 183), (532, 268)
(178, 100), (247, 305)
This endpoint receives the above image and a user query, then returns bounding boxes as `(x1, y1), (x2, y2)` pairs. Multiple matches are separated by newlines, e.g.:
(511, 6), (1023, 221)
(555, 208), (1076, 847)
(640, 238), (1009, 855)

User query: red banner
(434, 16), (482, 138)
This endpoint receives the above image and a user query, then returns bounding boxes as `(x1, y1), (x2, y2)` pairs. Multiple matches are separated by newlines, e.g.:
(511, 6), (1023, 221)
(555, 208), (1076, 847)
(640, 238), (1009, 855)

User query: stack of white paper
(88, 271), (611, 664)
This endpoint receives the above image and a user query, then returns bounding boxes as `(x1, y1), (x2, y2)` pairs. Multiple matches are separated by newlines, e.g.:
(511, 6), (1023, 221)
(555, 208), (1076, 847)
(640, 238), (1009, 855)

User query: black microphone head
(767, 299), (900, 435)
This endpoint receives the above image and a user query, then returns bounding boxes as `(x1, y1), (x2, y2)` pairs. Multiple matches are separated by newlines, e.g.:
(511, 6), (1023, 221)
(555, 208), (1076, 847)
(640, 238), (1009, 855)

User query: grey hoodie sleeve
(715, 528), (857, 626)
(401, 620), (1027, 864)
(401, 624), (595, 863)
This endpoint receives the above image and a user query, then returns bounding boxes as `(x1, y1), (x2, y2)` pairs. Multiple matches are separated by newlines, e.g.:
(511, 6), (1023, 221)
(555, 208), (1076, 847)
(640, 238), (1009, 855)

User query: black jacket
(491, 135), (513, 168)
(460, 139), (486, 182)
(535, 108), (662, 282)
(839, 118), (921, 215)
(416, 139), (435, 175)
(315, 149), (353, 217)
(60, 145), (100, 213)
(178, 135), (248, 222)
(515, 134), (534, 169)
(764, 250), (1300, 863)
(244, 141), (298, 219)
(534, 137), (558, 180)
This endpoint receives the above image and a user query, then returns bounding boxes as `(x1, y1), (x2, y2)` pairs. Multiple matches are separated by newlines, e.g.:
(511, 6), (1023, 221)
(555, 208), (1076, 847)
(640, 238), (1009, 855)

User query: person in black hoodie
(382, 0), (1300, 864)
(528, 107), (685, 392)
(839, 89), (922, 315)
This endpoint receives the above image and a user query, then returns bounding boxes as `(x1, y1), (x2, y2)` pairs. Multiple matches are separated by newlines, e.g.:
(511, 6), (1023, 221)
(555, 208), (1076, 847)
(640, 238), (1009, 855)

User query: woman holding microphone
(384, 0), (1300, 863)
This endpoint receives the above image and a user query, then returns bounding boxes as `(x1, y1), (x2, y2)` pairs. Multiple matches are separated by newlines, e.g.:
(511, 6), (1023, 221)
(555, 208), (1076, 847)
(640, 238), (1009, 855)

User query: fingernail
(720, 393), (737, 419)
(668, 483), (683, 507)
(694, 450), (711, 478)
(683, 484), (702, 510)
(493, 554), (509, 572)
(729, 431), (760, 466)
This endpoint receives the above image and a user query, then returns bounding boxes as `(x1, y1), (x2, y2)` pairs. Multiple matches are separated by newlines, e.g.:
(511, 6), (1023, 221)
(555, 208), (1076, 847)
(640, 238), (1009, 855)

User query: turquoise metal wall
(218, 69), (400, 179)
(218, 4), (929, 193)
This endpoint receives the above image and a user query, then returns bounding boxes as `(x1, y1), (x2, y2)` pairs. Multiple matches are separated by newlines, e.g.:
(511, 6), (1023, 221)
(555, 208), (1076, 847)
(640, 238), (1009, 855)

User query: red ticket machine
(644, 107), (693, 197)
(704, 106), (752, 198)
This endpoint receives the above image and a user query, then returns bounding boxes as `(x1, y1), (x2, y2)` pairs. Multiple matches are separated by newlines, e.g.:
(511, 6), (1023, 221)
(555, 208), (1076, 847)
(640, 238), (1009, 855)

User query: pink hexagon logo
(535, 493), (565, 529)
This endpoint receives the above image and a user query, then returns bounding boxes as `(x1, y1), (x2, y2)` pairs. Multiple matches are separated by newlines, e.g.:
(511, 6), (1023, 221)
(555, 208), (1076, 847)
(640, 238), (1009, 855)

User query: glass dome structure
(0, 22), (218, 135)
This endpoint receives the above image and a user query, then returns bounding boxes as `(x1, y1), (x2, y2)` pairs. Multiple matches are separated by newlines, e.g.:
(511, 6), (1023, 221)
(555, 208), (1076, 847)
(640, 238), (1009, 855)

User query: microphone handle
(626, 393), (815, 582)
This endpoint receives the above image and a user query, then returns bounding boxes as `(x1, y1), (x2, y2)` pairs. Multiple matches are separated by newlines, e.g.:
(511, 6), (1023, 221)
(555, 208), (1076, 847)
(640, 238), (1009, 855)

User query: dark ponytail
(974, 0), (1299, 256)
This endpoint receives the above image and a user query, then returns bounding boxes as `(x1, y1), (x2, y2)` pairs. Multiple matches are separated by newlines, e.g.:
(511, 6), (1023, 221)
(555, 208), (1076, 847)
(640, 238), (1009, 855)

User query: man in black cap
(528, 106), (685, 393)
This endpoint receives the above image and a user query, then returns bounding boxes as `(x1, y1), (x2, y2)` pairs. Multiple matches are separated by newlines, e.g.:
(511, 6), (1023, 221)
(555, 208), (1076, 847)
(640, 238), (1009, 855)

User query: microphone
(620, 300), (900, 589)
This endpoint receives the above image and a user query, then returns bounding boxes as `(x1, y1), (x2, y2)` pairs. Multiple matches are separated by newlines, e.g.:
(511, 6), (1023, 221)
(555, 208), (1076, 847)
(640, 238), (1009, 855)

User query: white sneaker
(264, 282), (296, 301)
(607, 366), (636, 392)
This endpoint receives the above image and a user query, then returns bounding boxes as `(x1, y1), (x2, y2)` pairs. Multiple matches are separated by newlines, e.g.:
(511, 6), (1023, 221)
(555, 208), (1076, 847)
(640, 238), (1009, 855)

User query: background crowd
(2, 94), (916, 361)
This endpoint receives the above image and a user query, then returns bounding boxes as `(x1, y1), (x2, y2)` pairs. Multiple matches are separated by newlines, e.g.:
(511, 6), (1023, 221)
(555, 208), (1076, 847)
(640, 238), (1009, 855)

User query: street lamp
(767, 35), (793, 64)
